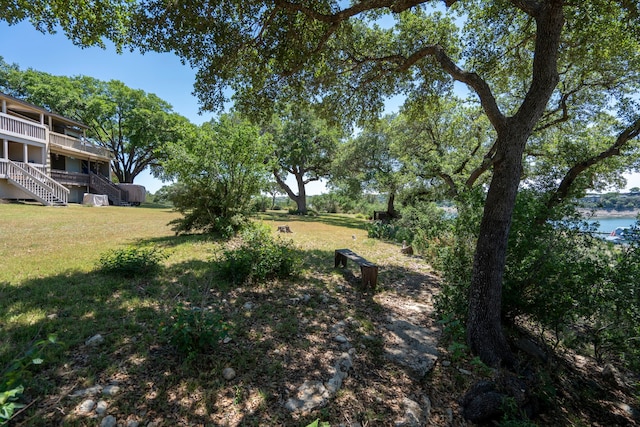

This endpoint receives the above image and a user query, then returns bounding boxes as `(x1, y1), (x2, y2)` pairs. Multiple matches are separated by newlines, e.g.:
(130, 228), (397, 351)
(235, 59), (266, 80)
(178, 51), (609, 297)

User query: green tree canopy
(332, 115), (404, 216)
(269, 106), (341, 214)
(4, 0), (640, 367)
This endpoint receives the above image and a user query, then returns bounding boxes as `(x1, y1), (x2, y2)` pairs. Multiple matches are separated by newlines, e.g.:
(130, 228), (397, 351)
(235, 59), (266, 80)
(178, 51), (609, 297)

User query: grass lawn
(2, 204), (638, 426)
(1, 204), (448, 426)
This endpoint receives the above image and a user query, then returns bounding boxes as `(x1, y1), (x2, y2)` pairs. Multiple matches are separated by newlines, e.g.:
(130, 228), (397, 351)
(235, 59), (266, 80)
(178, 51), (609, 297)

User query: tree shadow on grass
(257, 211), (370, 231)
(133, 232), (223, 249)
(0, 263), (240, 426)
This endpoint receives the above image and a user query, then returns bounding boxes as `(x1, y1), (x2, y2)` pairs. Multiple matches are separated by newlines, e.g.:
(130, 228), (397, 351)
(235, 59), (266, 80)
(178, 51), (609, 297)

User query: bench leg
(361, 265), (378, 291)
(334, 252), (347, 268)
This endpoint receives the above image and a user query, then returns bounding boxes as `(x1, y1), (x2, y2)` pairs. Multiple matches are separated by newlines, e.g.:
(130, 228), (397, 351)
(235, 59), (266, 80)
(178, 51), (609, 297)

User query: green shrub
(366, 202), (453, 252)
(98, 246), (167, 277)
(1, 335), (57, 425)
(161, 305), (229, 356)
(396, 202), (453, 255)
(250, 195), (270, 212)
(434, 189), (640, 370)
(217, 223), (299, 284)
(430, 194), (484, 324)
(367, 221), (409, 242)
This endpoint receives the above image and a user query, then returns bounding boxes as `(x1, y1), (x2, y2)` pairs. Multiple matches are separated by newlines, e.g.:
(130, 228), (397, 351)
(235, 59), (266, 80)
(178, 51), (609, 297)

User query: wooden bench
(334, 249), (378, 291)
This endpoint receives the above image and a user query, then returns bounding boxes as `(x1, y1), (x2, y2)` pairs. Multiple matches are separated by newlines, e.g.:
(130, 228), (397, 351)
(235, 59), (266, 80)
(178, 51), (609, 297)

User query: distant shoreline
(578, 209), (639, 219)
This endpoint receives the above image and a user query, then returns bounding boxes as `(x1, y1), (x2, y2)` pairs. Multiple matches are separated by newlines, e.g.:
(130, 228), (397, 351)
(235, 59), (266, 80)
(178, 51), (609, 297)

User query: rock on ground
(285, 352), (354, 412)
(100, 415), (117, 427)
(383, 316), (439, 378)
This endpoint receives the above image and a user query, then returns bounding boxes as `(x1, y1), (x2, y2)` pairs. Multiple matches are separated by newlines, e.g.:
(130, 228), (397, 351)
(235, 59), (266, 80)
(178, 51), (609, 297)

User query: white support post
(23, 144), (28, 163)
(1, 99), (6, 114)
(2, 139), (7, 160)
(39, 113), (44, 125)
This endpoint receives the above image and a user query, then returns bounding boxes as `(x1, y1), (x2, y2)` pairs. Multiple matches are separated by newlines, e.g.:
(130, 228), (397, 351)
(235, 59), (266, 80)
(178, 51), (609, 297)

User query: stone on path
(95, 400), (108, 415)
(100, 415), (117, 427)
(395, 396), (431, 427)
(383, 316), (439, 378)
(70, 385), (102, 397)
(102, 385), (121, 396)
(334, 335), (348, 344)
(78, 399), (96, 414)
(85, 334), (105, 346)
(285, 352), (354, 412)
(284, 380), (330, 412)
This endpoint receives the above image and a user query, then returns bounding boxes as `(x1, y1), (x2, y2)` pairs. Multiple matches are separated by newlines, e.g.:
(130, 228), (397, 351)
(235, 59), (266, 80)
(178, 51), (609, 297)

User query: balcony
(49, 132), (113, 159)
(0, 112), (47, 144)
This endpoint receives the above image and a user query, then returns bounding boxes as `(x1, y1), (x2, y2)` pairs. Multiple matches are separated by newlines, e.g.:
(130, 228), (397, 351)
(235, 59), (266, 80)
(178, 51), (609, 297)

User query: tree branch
(465, 140), (498, 188)
(351, 45), (507, 131)
(273, 169), (298, 201)
(545, 116), (640, 212)
(273, 0), (428, 23)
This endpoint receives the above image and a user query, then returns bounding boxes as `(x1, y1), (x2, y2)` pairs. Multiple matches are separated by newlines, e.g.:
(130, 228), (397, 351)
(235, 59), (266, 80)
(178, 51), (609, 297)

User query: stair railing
(8, 161), (69, 205)
(89, 172), (124, 205)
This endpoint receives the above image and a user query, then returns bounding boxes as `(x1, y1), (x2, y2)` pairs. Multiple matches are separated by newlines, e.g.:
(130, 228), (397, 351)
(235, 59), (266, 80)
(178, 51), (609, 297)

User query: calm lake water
(587, 217), (638, 233)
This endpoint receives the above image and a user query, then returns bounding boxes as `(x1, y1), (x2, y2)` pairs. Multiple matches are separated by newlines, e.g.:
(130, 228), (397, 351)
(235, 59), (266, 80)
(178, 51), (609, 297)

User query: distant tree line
(581, 190), (640, 211)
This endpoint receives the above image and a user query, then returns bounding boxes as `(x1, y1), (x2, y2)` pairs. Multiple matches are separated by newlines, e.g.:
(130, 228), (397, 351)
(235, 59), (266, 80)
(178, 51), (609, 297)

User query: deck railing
(50, 170), (90, 186)
(49, 133), (113, 159)
(0, 113), (47, 142)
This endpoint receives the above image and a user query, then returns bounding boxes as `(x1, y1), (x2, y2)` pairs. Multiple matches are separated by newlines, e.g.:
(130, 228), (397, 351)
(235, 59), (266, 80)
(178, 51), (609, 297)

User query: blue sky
(1, 20), (638, 194)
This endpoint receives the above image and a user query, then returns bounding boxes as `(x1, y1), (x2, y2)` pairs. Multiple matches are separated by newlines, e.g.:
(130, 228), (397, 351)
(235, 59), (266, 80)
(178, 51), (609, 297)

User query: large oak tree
(268, 106), (340, 214)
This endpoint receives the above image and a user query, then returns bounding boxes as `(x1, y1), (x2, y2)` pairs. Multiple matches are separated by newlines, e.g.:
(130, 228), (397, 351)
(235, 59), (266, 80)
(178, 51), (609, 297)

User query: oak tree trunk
(466, 130), (527, 367)
(465, 2), (564, 367)
(386, 191), (396, 218)
(273, 169), (308, 214)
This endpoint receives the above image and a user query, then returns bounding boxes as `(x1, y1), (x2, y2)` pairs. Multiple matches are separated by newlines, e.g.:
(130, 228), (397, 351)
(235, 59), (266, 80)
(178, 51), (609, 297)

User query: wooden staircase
(89, 172), (127, 206)
(6, 160), (69, 206)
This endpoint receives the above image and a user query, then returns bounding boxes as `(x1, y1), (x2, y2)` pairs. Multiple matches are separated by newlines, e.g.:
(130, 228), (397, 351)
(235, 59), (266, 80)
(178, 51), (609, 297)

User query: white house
(0, 92), (127, 205)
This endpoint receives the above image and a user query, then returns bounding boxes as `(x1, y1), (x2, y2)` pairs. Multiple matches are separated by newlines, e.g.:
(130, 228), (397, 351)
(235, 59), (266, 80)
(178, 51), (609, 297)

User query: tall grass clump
(160, 304), (230, 359)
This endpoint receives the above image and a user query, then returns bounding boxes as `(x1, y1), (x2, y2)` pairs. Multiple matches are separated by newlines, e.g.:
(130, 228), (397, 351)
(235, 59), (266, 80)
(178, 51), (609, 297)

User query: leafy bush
(250, 195), (270, 212)
(98, 246), (166, 277)
(434, 189), (640, 370)
(366, 202), (453, 255)
(433, 197), (483, 321)
(163, 114), (274, 235)
(216, 223), (299, 284)
(161, 305), (229, 356)
(395, 201), (454, 256)
(1, 335), (57, 425)
(367, 220), (412, 243)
